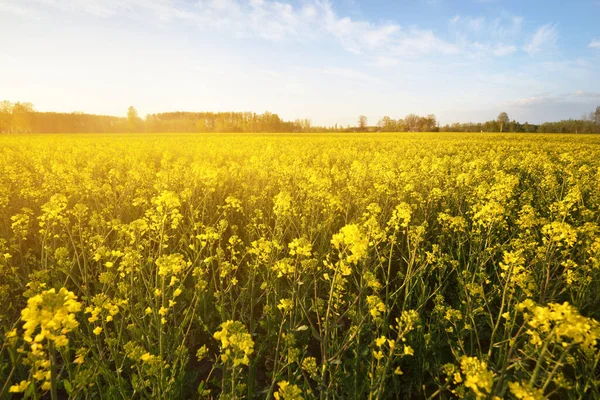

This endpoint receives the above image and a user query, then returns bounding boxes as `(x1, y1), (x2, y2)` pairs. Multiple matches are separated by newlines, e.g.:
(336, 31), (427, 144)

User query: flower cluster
(331, 224), (369, 264)
(274, 380), (303, 400)
(213, 320), (255, 367)
(518, 299), (600, 350)
(10, 288), (81, 393)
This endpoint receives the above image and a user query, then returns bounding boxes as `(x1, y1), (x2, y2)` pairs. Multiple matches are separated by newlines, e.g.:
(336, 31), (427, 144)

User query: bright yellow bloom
(9, 380), (30, 393)
(21, 287), (81, 346)
(213, 320), (254, 367)
(274, 380), (303, 400)
(508, 382), (545, 400)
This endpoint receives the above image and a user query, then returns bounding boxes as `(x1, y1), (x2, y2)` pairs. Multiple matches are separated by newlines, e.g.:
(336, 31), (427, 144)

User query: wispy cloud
(0, 2), (42, 18)
(590, 40), (600, 49)
(493, 44), (517, 56)
(320, 67), (380, 83)
(0, 0), (575, 80)
(3, 0), (533, 61)
(524, 23), (558, 55)
(508, 93), (557, 107)
(508, 90), (600, 107)
(571, 90), (600, 99)
(3, 0), (456, 57)
(450, 14), (523, 39)
(371, 56), (400, 67)
(449, 14), (522, 57)
(392, 28), (460, 56)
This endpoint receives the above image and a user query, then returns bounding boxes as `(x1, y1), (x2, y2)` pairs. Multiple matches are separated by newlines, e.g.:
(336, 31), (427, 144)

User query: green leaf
(24, 382), (34, 399)
(64, 379), (73, 395)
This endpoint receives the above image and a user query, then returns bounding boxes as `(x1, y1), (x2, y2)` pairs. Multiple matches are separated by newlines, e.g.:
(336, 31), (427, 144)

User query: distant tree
(396, 118), (406, 132)
(293, 118), (312, 132)
(127, 106), (143, 132)
(404, 114), (419, 132)
(358, 115), (368, 131)
(425, 114), (437, 132)
(127, 106), (139, 121)
(595, 106), (600, 125)
(377, 116), (397, 132)
(11, 102), (34, 133)
(497, 112), (509, 132)
(0, 101), (13, 133)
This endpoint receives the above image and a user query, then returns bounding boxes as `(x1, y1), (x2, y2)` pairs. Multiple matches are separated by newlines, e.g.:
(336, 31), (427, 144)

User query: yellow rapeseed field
(1, 133), (600, 399)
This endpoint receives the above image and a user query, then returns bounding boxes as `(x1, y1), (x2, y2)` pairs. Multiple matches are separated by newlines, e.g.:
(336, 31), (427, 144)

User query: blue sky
(1, 0), (599, 126)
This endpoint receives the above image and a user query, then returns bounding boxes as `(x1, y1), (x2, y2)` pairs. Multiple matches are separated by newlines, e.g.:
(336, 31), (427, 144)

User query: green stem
(50, 342), (58, 400)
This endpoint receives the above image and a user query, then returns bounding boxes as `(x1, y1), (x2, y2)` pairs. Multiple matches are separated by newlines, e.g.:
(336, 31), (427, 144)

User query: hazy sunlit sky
(1, 0), (599, 126)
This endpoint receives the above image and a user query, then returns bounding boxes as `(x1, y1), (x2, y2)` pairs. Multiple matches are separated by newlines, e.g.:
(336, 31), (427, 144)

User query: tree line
(0, 103), (318, 134)
(369, 109), (600, 134)
(437, 109), (600, 134)
(1, 100), (599, 134)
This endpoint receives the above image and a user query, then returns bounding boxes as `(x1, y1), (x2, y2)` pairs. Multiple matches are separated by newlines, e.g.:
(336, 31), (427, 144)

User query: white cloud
(320, 67), (380, 83)
(2, 0), (560, 64)
(524, 24), (558, 55)
(493, 44), (517, 56)
(371, 56), (399, 67)
(0, 2), (42, 18)
(3, 0), (465, 58)
(449, 14), (521, 57)
(590, 40), (600, 48)
(508, 94), (556, 107)
(508, 91), (600, 107)
(450, 14), (522, 39)
(572, 90), (600, 98)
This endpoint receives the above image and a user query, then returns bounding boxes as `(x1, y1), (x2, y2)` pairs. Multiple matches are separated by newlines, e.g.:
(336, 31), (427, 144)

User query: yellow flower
(331, 224), (369, 264)
(375, 336), (387, 347)
(277, 298), (294, 314)
(366, 295), (386, 320)
(196, 345), (208, 361)
(274, 380), (303, 400)
(9, 380), (30, 393)
(156, 253), (189, 277)
(289, 237), (312, 257)
(508, 381), (545, 400)
(21, 287), (81, 347)
(213, 320), (254, 367)
(301, 357), (318, 378)
(93, 327), (102, 335)
(459, 356), (494, 399)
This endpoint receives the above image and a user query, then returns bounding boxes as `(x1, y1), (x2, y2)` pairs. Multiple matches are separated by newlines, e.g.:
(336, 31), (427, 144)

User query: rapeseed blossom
(213, 320), (254, 367)
(274, 380), (303, 400)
